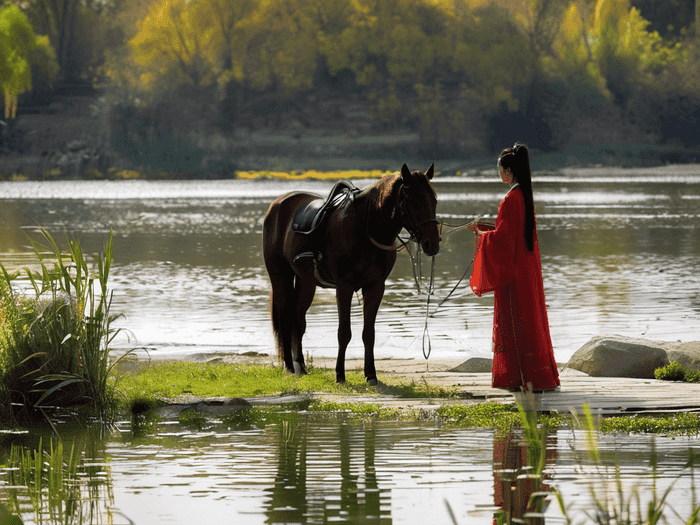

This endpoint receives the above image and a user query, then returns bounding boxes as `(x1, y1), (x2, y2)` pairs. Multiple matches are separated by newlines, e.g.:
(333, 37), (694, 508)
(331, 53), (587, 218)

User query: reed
(456, 400), (700, 524)
(0, 228), (126, 422)
(1, 437), (118, 525)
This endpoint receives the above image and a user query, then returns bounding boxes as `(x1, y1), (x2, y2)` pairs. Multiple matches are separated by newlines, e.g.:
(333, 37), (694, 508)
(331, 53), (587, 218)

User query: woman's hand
(467, 223), (482, 252)
(466, 223), (482, 236)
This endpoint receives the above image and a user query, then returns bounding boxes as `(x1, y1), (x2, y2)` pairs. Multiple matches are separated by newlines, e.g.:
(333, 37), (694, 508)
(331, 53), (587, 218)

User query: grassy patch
(437, 402), (563, 432)
(600, 413), (700, 435)
(307, 401), (402, 420)
(116, 361), (458, 407)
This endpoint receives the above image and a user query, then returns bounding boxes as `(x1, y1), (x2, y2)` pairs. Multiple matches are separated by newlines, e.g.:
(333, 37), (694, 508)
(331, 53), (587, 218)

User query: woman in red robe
(468, 144), (560, 392)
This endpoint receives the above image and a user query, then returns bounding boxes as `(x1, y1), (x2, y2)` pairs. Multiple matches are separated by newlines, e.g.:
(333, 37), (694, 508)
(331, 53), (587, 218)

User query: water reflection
(265, 418), (390, 523)
(492, 430), (558, 525)
(3, 418), (700, 524)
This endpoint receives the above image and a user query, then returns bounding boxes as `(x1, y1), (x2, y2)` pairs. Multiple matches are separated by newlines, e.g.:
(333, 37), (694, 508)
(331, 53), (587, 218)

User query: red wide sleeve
(470, 191), (521, 296)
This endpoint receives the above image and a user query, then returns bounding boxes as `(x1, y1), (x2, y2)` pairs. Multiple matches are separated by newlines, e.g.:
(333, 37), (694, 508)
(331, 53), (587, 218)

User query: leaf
(33, 377), (85, 407)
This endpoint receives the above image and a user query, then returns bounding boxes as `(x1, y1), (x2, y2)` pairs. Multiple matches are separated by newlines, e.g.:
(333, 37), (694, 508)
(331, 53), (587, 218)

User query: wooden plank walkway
(334, 358), (700, 416)
(421, 369), (700, 415)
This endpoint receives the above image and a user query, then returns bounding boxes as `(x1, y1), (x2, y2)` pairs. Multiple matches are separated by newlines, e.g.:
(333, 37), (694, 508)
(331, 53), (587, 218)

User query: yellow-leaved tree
(0, 4), (58, 120)
(129, 0), (222, 89)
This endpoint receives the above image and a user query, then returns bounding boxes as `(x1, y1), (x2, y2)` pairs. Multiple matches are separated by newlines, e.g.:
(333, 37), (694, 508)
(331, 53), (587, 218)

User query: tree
(0, 4), (58, 119)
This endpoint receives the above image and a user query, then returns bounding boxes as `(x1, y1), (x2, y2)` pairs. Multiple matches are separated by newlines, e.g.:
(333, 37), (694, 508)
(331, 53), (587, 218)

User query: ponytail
(498, 143), (535, 252)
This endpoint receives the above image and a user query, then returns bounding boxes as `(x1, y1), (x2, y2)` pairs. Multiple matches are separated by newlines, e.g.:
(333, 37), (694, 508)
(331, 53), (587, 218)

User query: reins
(411, 215), (486, 359)
(364, 175), (485, 360)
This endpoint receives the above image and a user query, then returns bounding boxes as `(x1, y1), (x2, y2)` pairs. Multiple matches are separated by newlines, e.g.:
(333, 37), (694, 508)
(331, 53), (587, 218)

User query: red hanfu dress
(470, 185), (560, 391)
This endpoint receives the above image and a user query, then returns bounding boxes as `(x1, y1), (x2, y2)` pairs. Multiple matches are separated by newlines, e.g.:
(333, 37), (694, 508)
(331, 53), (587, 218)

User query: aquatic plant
(0, 229), (126, 422)
(0, 437), (117, 525)
(563, 404), (700, 525)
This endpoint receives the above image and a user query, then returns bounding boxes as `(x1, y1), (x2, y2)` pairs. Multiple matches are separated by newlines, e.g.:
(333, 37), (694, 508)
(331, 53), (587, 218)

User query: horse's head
(399, 163), (440, 256)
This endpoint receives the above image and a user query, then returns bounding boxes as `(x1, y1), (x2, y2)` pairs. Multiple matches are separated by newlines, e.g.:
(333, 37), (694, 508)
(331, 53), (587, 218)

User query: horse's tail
(264, 197), (294, 364)
(270, 283), (287, 362)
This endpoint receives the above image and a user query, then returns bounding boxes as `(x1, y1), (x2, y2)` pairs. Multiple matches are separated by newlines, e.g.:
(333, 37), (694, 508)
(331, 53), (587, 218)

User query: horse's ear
(426, 163), (434, 180)
(401, 164), (412, 185)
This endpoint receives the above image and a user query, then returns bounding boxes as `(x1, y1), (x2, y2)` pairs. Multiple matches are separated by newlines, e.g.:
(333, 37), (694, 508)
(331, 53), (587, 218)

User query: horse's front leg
(335, 283), (354, 383)
(361, 281), (385, 386)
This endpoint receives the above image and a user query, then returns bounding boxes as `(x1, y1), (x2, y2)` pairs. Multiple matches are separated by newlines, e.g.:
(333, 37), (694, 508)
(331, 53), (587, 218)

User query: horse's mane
(375, 172), (402, 209)
(372, 170), (436, 212)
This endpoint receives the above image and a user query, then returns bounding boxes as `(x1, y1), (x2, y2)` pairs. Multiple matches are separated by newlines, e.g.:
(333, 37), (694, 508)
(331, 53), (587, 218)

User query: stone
(567, 335), (700, 379)
(450, 357), (493, 373)
(666, 342), (700, 371)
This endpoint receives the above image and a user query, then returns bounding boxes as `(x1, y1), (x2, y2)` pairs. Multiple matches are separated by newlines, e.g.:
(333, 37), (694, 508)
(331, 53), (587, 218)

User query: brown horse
(262, 164), (440, 385)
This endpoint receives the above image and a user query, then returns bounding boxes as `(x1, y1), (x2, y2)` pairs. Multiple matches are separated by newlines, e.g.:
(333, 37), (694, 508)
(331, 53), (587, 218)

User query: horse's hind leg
(291, 278), (316, 375)
(268, 266), (296, 373)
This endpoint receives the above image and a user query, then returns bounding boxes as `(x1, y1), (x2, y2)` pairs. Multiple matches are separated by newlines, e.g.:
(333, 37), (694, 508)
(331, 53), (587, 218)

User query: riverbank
(118, 353), (700, 418)
(2, 94), (700, 179)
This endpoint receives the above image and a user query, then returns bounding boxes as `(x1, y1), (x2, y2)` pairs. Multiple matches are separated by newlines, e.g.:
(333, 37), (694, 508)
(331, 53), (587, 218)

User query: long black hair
(498, 143), (534, 252)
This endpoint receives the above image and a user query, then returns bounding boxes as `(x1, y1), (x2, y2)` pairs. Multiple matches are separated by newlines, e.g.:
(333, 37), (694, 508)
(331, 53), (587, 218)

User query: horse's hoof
(293, 362), (306, 376)
(367, 378), (378, 386)
(336, 376), (345, 384)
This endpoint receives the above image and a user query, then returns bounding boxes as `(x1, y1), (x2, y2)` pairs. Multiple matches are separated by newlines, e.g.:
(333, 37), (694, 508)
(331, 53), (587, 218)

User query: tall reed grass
(1, 437), (120, 525)
(0, 229), (124, 422)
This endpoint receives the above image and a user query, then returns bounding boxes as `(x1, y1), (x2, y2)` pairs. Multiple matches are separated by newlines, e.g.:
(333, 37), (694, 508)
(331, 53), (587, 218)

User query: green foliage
(108, 99), (207, 173)
(0, 229), (124, 422)
(0, 4), (58, 97)
(654, 361), (700, 383)
(437, 402), (522, 431)
(178, 406), (209, 430)
(307, 401), (401, 419)
(106, 0), (700, 152)
(655, 361), (687, 381)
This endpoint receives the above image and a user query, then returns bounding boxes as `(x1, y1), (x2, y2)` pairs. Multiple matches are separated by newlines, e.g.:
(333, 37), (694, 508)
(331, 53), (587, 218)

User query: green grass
(600, 413), (700, 436)
(118, 362), (700, 436)
(117, 360), (458, 406)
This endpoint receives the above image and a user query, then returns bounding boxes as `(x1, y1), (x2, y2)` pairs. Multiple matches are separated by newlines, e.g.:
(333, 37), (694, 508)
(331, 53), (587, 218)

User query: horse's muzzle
(421, 235), (440, 256)
(414, 222), (440, 256)
(422, 239), (439, 256)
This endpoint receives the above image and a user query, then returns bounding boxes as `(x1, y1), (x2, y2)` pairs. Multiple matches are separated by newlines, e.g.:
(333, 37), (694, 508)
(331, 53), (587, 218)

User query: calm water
(0, 170), (698, 364)
(2, 416), (700, 524)
(1, 169), (700, 523)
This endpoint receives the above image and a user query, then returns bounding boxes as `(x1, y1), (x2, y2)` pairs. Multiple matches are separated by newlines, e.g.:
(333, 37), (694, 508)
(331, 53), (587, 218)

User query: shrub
(654, 361), (686, 381)
(0, 229), (125, 423)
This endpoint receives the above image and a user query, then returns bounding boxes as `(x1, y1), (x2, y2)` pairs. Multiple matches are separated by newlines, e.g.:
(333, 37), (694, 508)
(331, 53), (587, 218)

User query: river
(0, 167), (699, 366)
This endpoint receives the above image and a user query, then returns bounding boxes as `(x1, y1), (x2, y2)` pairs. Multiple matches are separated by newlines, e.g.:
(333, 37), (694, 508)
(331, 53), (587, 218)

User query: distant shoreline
(2, 111), (700, 179)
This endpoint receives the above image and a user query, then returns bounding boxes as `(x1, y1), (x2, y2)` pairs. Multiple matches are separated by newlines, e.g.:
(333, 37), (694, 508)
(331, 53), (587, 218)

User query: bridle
(397, 184), (440, 247)
(368, 183), (439, 251)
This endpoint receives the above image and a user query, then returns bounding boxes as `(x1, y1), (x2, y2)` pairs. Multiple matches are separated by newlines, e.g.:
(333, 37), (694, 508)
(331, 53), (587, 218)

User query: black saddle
(292, 181), (358, 234)
(292, 181), (358, 288)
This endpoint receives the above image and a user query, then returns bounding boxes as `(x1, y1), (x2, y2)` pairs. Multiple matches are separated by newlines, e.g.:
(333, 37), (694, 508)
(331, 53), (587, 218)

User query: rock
(666, 342), (700, 371)
(567, 335), (700, 378)
(450, 357), (493, 373)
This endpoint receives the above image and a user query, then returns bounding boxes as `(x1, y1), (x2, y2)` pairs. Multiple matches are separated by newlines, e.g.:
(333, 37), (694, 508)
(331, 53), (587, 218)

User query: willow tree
(0, 4), (58, 119)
